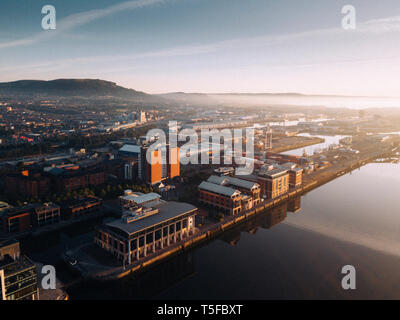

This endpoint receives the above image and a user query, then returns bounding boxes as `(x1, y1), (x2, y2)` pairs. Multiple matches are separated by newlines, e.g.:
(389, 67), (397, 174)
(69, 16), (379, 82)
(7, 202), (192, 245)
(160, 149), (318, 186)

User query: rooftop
(207, 175), (259, 190)
(119, 144), (141, 154)
(120, 192), (161, 205)
(61, 196), (102, 208)
(259, 168), (289, 179)
(199, 181), (241, 198)
(106, 201), (197, 236)
(0, 255), (36, 277)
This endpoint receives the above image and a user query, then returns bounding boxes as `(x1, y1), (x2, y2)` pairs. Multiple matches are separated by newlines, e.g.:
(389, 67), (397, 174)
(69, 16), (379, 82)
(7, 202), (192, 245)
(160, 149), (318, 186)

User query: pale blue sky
(1, 0), (400, 95)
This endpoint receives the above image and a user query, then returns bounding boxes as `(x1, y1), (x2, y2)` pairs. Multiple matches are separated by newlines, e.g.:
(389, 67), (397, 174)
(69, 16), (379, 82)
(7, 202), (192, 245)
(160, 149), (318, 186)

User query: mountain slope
(0, 79), (148, 99)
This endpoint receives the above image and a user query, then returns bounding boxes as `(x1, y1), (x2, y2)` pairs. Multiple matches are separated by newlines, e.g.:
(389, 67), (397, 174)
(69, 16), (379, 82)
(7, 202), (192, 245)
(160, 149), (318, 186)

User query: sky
(1, 0), (400, 96)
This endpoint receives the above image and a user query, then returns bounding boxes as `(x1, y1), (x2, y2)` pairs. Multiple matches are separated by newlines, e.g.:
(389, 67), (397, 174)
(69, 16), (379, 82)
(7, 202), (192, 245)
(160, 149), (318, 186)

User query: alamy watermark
(341, 265), (356, 290)
(342, 5), (356, 30)
(41, 265), (56, 290)
(145, 121), (255, 175)
(41, 5), (56, 30)
(40, 4), (356, 32)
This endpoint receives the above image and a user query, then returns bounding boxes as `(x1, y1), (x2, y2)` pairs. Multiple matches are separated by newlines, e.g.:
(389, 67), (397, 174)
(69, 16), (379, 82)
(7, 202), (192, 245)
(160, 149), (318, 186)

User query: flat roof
(199, 181), (241, 198)
(259, 168), (289, 179)
(0, 255), (35, 276)
(106, 201), (197, 236)
(121, 192), (161, 204)
(119, 144), (141, 154)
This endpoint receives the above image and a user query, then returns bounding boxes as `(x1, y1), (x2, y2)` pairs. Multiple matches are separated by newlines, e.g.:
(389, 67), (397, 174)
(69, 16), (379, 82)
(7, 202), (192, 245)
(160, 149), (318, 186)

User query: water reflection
(288, 197), (302, 214)
(68, 250), (197, 300)
(283, 133), (349, 156)
(67, 199), (300, 299)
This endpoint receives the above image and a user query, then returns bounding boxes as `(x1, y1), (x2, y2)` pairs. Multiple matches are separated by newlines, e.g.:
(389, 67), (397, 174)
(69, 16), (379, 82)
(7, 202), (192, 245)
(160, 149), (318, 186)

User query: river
(66, 160), (400, 299)
(282, 133), (350, 157)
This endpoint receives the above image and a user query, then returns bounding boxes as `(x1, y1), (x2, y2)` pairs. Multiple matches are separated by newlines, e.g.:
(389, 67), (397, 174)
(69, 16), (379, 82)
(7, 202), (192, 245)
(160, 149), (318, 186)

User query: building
(0, 239), (20, 260)
(124, 161), (135, 180)
(32, 203), (61, 227)
(260, 168), (289, 199)
(0, 206), (32, 234)
(138, 111), (147, 123)
(206, 175), (261, 206)
(145, 148), (164, 185)
(288, 168), (303, 189)
(239, 169), (290, 200)
(95, 201), (197, 264)
(214, 167), (235, 176)
(5, 172), (50, 198)
(119, 190), (161, 210)
(198, 181), (242, 215)
(265, 127), (273, 150)
(60, 196), (102, 219)
(0, 203), (61, 234)
(119, 143), (180, 185)
(0, 255), (38, 300)
(51, 167), (105, 193)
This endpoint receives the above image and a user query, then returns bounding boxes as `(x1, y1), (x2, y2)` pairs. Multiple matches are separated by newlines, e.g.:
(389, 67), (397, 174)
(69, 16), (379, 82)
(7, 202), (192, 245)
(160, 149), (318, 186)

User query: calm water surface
(67, 162), (400, 300)
(282, 133), (349, 156)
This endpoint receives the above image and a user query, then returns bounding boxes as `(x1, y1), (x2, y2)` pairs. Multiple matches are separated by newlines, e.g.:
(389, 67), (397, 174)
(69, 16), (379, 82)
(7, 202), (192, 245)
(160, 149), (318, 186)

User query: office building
(265, 127), (273, 150)
(261, 168), (289, 199)
(119, 143), (180, 185)
(119, 190), (161, 210)
(0, 206), (32, 234)
(138, 111), (146, 123)
(33, 203), (61, 227)
(95, 200), (197, 264)
(60, 196), (102, 219)
(206, 175), (261, 206)
(0, 240), (38, 300)
(198, 181), (242, 215)
(0, 203), (61, 234)
(288, 168), (303, 189)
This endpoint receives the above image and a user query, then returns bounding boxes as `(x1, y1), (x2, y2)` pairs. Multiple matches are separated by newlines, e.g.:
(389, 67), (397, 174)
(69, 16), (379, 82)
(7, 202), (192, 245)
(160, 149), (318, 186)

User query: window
(146, 233), (153, 243)
(139, 236), (144, 247)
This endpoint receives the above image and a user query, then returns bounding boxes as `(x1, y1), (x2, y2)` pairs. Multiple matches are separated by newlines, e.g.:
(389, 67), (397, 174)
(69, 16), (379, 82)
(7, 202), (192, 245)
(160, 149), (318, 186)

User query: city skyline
(1, 0), (400, 96)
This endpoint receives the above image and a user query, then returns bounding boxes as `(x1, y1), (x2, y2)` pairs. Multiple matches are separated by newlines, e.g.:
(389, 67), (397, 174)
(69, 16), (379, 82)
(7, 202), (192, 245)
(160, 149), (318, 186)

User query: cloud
(0, 0), (170, 49)
(2, 1), (400, 53)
